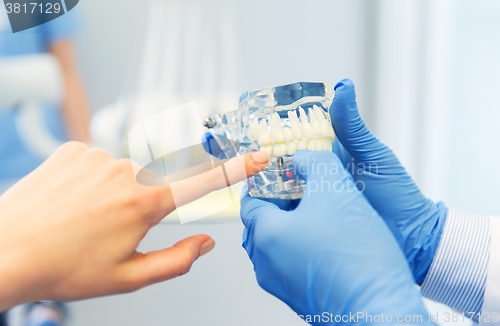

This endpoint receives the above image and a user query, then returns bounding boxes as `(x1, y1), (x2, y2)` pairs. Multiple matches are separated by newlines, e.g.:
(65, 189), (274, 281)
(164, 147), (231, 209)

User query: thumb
(330, 79), (385, 164)
(122, 235), (215, 288)
(240, 193), (281, 228)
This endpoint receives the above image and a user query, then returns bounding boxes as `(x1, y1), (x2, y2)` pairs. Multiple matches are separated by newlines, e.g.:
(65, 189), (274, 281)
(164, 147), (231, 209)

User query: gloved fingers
(262, 197), (301, 211)
(331, 139), (354, 170)
(330, 79), (386, 164)
(292, 150), (357, 207)
(240, 192), (281, 228)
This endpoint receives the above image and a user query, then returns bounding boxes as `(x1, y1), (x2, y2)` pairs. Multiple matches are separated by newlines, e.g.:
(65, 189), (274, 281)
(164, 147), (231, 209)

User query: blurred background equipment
(0, 7), (90, 194)
(90, 0), (241, 160)
(0, 54), (65, 159)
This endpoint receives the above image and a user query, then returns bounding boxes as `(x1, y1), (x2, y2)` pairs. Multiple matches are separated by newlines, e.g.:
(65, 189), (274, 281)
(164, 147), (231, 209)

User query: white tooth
(317, 139), (324, 151)
(258, 119), (271, 145)
(288, 110), (301, 126)
(308, 108), (317, 121)
(320, 139), (327, 151)
(248, 119), (260, 140)
(309, 107), (322, 136)
(299, 106), (314, 138)
(269, 113), (283, 131)
(329, 125), (336, 138)
(273, 143), (287, 157)
(313, 121), (322, 136)
(283, 127), (293, 142)
(323, 139), (330, 151)
(314, 105), (326, 121)
(314, 139), (321, 151)
(321, 121), (331, 137)
(258, 120), (269, 135)
(259, 134), (271, 146)
(299, 107), (308, 122)
(307, 139), (316, 151)
(297, 140), (307, 151)
(286, 142), (297, 155)
(316, 139), (323, 151)
(291, 125), (303, 140)
(270, 130), (284, 144)
(275, 112), (284, 131)
(260, 146), (272, 155)
(302, 124), (314, 138)
(268, 113), (285, 144)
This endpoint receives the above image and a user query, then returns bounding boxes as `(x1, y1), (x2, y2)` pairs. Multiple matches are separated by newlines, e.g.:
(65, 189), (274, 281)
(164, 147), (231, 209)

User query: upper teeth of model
(247, 105), (335, 156)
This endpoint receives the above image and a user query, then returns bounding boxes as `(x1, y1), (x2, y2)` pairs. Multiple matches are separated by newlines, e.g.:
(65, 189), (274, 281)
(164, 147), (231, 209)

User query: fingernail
(200, 239), (216, 257)
(251, 151), (270, 164)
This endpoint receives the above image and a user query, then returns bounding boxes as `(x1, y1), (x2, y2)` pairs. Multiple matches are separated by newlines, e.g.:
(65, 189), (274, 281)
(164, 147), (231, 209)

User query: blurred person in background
(0, 8), (90, 326)
(0, 8), (91, 193)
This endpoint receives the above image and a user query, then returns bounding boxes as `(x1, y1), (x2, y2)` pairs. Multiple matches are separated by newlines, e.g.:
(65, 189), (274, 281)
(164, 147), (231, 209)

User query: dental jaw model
(250, 105), (335, 157)
(204, 82), (336, 199)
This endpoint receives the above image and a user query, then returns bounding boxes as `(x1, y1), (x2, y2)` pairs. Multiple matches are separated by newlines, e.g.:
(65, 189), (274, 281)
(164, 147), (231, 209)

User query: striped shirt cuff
(421, 208), (491, 321)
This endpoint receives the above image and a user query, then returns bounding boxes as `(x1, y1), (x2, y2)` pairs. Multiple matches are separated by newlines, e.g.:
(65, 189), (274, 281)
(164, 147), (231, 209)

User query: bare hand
(0, 142), (269, 310)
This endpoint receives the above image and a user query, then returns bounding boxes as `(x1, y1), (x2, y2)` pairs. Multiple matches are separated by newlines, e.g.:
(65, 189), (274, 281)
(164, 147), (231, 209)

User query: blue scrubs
(0, 8), (80, 189)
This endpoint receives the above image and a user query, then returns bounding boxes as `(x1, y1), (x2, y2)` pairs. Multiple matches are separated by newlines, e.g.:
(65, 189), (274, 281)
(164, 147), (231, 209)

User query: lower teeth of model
(247, 105), (336, 157)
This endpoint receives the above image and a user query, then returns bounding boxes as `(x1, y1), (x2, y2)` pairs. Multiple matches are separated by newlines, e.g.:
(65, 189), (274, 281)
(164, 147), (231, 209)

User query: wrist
(0, 251), (40, 311)
(410, 202), (448, 283)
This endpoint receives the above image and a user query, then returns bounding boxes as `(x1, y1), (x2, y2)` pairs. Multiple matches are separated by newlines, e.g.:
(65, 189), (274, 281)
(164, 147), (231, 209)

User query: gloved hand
(241, 150), (433, 325)
(329, 79), (447, 284)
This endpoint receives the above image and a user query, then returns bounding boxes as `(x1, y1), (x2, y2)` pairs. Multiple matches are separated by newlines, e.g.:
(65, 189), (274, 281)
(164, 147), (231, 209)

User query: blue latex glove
(241, 150), (433, 325)
(329, 80), (447, 284)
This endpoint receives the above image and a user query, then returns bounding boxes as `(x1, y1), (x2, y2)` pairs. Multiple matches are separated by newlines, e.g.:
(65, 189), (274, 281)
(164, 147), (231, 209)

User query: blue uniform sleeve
(35, 6), (82, 46)
(421, 208), (491, 322)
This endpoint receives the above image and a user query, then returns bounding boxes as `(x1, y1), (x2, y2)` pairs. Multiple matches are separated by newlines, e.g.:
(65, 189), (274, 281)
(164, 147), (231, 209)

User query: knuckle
(176, 253), (194, 277)
(108, 159), (136, 180)
(85, 147), (114, 161)
(177, 262), (193, 277)
(55, 141), (89, 156)
(115, 158), (135, 173)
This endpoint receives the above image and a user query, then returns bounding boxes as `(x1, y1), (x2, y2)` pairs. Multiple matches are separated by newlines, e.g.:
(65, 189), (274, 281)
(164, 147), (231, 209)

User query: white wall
(447, 0), (500, 216)
(75, 0), (374, 120)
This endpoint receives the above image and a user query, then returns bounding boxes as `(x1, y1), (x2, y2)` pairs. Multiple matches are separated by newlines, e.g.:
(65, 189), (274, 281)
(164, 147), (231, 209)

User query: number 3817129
(5, 2), (61, 14)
